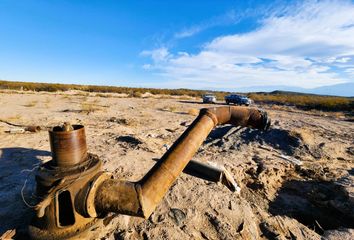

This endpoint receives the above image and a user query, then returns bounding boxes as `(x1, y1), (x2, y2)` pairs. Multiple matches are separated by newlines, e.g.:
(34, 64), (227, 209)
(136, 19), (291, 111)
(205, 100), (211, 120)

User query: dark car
(225, 94), (252, 106)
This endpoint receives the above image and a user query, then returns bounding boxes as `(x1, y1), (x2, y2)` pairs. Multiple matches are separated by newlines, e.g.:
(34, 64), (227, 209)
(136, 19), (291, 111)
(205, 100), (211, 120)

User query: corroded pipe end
(246, 109), (271, 130)
(202, 106), (271, 130)
(49, 124), (87, 167)
(25, 126), (41, 132)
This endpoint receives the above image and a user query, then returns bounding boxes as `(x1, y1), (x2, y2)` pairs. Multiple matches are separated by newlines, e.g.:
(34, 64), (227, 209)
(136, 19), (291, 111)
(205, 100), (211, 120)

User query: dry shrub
(23, 100), (37, 107)
(80, 102), (99, 113)
(269, 105), (287, 111)
(129, 91), (142, 98)
(109, 117), (138, 126)
(95, 93), (112, 98)
(169, 106), (178, 112)
(333, 112), (345, 119)
(61, 95), (71, 99)
(161, 105), (178, 112)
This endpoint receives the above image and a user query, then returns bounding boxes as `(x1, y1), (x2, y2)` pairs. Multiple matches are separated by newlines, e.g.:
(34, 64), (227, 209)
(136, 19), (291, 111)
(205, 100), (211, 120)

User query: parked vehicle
(202, 94), (217, 103)
(225, 94), (252, 106)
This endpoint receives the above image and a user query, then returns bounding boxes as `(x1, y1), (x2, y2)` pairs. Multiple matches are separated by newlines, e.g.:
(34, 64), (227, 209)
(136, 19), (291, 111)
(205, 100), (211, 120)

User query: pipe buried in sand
(94, 106), (270, 218)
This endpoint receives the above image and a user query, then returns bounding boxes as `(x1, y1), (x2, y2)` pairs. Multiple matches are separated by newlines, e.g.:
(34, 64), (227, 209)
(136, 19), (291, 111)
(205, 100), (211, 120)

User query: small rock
(346, 146), (354, 155)
(168, 208), (186, 226)
(322, 228), (354, 240)
(116, 135), (142, 146)
(146, 133), (156, 138)
(162, 144), (170, 151)
(180, 121), (189, 127)
(157, 214), (165, 223)
(259, 222), (279, 239)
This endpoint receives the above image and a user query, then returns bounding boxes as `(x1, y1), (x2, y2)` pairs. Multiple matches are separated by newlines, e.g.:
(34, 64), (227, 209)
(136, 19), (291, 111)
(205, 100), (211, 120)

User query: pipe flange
(86, 172), (112, 218)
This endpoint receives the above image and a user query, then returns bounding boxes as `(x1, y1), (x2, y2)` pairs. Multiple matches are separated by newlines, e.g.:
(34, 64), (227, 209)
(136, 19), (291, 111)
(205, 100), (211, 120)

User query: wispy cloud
(140, 47), (170, 62)
(174, 9), (243, 39)
(173, 2), (286, 40)
(174, 25), (205, 39)
(142, 0), (354, 90)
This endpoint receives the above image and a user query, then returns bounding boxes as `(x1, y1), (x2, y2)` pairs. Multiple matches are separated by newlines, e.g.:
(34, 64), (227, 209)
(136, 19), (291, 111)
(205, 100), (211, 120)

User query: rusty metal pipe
(152, 158), (238, 192)
(25, 126), (41, 132)
(182, 160), (237, 191)
(94, 106), (270, 218)
(49, 124), (88, 167)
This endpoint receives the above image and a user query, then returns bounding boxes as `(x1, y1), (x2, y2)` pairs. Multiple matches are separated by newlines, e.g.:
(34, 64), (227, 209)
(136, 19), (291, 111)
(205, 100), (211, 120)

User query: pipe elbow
(94, 179), (145, 217)
(202, 106), (270, 130)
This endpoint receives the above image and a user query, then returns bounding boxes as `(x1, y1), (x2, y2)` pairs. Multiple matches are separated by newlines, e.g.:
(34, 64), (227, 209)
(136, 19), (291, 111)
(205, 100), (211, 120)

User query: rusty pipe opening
(49, 124), (88, 167)
(25, 126), (41, 132)
(94, 106), (270, 218)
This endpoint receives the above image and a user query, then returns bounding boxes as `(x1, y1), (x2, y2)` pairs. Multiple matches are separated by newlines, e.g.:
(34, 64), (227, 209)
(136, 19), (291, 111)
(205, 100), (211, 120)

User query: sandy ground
(0, 91), (353, 240)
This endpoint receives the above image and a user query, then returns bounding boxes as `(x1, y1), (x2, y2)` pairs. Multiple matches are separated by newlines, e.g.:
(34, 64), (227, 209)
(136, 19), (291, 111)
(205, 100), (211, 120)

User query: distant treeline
(0, 80), (352, 112)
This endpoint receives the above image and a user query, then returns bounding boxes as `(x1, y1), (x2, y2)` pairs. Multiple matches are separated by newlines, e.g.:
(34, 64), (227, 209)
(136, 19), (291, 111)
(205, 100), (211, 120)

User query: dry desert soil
(0, 91), (353, 240)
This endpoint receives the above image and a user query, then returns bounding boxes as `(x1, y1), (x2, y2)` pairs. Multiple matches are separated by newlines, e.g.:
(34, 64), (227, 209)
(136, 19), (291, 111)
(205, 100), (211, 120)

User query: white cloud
(142, 0), (354, 89)
(335, 57), (351, 63)
(345, 67), (354, 74)
(140, 47), (170, 62)
(142, 64), (152, 70)
(175, 26), (205, 39)
(174, 9), (243, 39)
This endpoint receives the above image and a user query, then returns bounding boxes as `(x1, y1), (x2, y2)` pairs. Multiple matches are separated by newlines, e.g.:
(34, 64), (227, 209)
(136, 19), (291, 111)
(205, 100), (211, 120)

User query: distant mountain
(234, 82), (354, 97)
(310, 83), (354, 97)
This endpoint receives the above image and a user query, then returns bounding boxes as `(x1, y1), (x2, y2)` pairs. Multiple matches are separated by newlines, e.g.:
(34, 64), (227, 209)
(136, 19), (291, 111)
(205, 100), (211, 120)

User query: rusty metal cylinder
(49, 125), (88, 167)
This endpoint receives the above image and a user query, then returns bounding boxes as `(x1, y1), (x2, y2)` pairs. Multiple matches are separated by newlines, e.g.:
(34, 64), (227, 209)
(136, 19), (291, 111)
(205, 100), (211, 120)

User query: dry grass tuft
(109, 117), (138, 126)
(23, 100), (38, 107)
(61, 95), (73, 102)
(129, 91), (143, 98)
(80, 102), (100, 114)
(95, 93), (113, 98)
(160, 105), (179, 113)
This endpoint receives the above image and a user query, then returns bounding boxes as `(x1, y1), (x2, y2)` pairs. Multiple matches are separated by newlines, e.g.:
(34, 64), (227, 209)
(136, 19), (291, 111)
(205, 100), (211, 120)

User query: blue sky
(0, 0), (354, 93)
